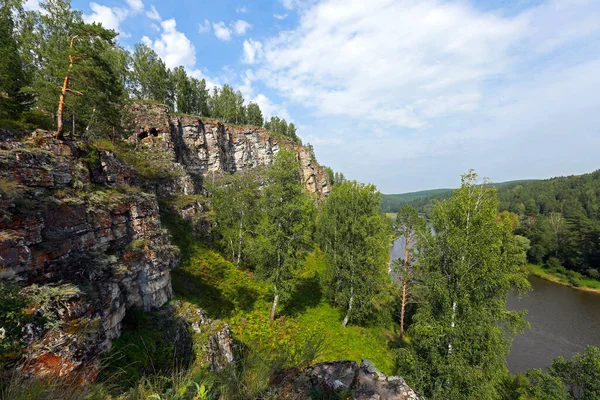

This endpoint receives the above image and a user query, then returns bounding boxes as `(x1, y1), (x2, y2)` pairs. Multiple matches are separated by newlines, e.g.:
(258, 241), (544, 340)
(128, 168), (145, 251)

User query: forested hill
(386, 170), (600, 280)
(380, 188), (453, 212)
(381, 179), (535, 213)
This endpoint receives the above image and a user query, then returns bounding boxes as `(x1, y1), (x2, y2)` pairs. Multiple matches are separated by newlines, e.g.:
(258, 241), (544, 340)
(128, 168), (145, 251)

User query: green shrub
(566, 270), (583, 287)
(0, 283), (31, 363)
(545, 257), (563, 271)
(20, 109), (54, 131)
(586, 268), (600, 280)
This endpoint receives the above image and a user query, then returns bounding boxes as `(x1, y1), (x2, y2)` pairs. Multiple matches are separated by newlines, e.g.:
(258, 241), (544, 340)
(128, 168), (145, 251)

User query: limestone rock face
(125, 103), (331, 201)
(0, 131), (178, 382)
(171, 300), (235, 372)
(275, 359), (424, 400)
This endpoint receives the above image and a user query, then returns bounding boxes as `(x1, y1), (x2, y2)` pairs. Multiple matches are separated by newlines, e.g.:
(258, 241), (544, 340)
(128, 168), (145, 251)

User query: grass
(163, 212), (398, 376)
(524, 264), (600, 291)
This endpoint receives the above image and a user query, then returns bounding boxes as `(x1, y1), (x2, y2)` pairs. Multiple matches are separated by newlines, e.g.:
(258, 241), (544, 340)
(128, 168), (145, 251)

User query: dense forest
(385, 171), (600, 284)
(381, 180), (535, 214)
(1, 0), (600, 399)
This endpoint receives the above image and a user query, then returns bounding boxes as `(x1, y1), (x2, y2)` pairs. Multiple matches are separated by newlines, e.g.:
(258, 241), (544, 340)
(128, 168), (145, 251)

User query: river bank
(523, 264), (600, 294)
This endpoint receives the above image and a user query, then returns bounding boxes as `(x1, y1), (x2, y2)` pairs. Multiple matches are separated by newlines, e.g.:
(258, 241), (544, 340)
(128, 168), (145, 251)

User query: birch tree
(212, 173), (261, 268)
(396, 171), (530, 399)
(256, 150), (314, 322)
(317, 181), (389, 327)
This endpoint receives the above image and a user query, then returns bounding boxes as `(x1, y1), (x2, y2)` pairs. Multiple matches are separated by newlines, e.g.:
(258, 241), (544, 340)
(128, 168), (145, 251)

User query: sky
(26, 0), (600, 193)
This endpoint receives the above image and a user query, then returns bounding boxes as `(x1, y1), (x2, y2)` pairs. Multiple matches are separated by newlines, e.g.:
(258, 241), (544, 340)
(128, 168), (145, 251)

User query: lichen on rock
(0, 131), (178, 382)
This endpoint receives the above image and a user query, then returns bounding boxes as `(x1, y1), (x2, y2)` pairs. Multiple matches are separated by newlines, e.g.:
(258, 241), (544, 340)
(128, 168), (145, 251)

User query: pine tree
(0, 2), (31, 119)
(246, 102), (263, 127)
(394, 205), (425, 338)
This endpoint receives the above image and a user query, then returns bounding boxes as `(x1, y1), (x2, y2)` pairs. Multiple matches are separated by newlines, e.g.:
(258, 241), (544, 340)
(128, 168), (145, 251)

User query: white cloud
(252, 93), (291, 121)
(146, 5), (161, 21)
(198, 19), (211, 33)
(233, 20), (252, 35)
(82, 0), (145, 33)
(245, 0), (600, 192)
(279, 0), (296, 10)
(236, 6), (247, 13)
(83, 2), (128, 32)
(273, 13), (288, 20)
(125, 0), (144, 13)
(242, 39), (263, 64)
(23, 0), (40, 11)
(255, 0), (532, 128)
(213, 21), (232, 41)
(143, 18), (196, 69)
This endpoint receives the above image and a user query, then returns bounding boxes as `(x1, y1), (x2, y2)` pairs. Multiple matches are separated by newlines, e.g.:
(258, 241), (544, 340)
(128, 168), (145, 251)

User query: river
(506, 275), (600, 372)
(389, 237), (600, 373)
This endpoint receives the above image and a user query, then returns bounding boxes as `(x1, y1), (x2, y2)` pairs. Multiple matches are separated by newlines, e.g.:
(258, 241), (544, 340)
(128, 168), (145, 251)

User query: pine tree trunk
(56, 74), (70, 138)
(400, 231), (410, 338)
(56, 35), (83, 139)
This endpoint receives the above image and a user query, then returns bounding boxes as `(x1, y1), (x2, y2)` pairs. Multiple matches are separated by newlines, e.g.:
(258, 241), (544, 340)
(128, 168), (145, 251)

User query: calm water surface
(389, 237), (600, 373)
(506, 275), (600, 372)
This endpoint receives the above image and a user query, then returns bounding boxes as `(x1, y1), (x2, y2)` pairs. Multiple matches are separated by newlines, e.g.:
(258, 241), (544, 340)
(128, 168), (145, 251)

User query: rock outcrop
(0, 131), (178, 381)
(276, 359), (424, 400)
(125, 102), (331, 200)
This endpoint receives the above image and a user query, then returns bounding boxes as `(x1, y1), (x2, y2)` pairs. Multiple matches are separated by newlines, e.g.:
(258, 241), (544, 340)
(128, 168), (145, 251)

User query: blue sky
(26, 0), (600, 193)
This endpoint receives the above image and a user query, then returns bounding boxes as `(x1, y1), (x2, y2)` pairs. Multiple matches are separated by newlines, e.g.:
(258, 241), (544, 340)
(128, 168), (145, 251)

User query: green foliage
(381, 188), (454, 213)
(317, 180), (392, 327)
(254, 150), (315, 320)
(0, 3), (32, 119)
(0, 283), (30, 363)
(550, 346), (600, 400)
(501, 346), (600, 400)
(0, 368), (213, 400)
(99, 310), (190, 390)
(162, 209), (397, 377)
(380, 180), (537, 214)
(131, 43), (171, 106)
(19, 284), (81, 329)
(397, 171), (531, 400)
(210, 173), (261, 268)
(24, 0), (127, 137)
(264, 116), (301, 143)
(101, 140), (183, 184)
(500, 369), (568, 400)
(524, 264), (600, 290)
(246, 102), (263, 127)
(385, 170), (600, 286)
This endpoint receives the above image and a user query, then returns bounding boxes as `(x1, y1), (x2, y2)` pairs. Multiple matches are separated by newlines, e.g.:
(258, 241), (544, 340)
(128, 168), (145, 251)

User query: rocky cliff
(0, 104), (424, 399)
(0, 130), (179, 381)
(0, 102), (332, 383)
(125, 102), (331, 200)
(275, 359), (424, 400)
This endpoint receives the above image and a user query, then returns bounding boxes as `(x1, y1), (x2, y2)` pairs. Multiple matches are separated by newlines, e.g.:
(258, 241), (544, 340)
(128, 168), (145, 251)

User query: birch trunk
(270, 291), (279, 322)
(342, 286), (354, 327)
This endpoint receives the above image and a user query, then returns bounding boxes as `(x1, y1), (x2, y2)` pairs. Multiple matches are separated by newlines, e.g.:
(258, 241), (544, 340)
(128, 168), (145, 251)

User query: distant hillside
(381, 179), (536, 213)
(380, 188), (453, 212)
